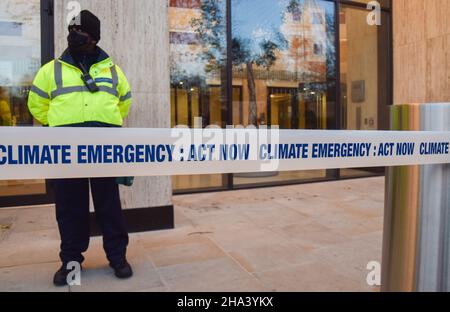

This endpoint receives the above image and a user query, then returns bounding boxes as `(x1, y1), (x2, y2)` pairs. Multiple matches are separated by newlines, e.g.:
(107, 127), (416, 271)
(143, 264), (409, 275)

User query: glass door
(0, 0), (54, 207)
(169, 0), (231, 193)
(339, 4), (390, 178)
(268, 88), (296, 129)
(170, 83), (230, 192)
(231, 0), (336, 187)
(298, 82), (329, 130)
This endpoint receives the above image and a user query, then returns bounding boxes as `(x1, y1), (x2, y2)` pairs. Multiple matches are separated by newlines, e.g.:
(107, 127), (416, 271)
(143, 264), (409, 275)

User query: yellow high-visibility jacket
(0, 99), (12, 126)
(28, 48), (132, 127)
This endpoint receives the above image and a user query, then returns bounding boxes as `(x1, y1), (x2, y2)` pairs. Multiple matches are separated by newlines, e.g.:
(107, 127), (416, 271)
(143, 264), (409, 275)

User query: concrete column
(54, 0), (173, 229)
(393, 0), (450, 104)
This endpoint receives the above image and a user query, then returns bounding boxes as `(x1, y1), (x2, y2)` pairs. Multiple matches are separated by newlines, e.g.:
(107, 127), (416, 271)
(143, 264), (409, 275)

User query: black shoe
(111, 260), (133, 279)
(53, 263), (83, 287)
(53, 264), (71, 287)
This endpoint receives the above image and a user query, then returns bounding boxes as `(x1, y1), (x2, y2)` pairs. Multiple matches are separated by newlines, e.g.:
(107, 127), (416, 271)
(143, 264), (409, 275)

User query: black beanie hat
(68, 10), (101, 42)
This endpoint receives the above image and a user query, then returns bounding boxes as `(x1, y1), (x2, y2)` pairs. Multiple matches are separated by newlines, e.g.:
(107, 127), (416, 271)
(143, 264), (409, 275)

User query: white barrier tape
(0, 127), (449, 180)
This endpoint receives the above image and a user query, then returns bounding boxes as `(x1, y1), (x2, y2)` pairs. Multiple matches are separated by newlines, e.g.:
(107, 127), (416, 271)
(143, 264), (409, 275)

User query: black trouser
(53, 177), (129, 266)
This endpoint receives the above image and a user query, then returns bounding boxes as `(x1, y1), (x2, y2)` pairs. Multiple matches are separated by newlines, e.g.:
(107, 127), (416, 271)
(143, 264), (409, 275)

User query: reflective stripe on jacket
(28, 49), (132, 127)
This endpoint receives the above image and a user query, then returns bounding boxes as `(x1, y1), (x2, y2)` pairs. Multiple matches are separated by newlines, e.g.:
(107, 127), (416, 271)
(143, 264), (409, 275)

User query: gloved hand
(116, 177), (134, 187)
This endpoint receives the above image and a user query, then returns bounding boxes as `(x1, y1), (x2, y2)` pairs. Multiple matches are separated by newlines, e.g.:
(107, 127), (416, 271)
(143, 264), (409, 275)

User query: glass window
(0, 0), (46, 198)
(231, 0), (336, 186)
(339, 4), (389, 178)
(168, 0), (391, 193)
(169, 0), (229, 191)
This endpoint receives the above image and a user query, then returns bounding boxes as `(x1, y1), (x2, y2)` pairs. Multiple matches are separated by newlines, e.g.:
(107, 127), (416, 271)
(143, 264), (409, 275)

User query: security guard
(27, 10), (133, 286)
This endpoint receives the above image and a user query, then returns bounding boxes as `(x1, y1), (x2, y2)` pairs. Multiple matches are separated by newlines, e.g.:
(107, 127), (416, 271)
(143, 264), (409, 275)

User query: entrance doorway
(268, 83), (329, 130)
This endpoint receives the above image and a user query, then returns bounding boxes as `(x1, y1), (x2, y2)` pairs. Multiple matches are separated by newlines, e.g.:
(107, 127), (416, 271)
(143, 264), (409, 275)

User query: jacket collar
(59, 47), (113, 70)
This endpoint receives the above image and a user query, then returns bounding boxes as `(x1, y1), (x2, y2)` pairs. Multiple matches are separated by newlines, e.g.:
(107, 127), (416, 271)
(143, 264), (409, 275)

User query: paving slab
(0, 262), (68, 292)
(0, 177), (385, 292)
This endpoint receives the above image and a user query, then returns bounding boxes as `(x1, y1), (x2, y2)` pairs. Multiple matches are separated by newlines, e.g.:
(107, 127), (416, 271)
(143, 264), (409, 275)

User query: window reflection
(169, 0), (229, 191)
(232, 0), (336, 185)
(168, 0), (389, 192)
(0, 0), (46, 198)
(0, 0), (40, 127)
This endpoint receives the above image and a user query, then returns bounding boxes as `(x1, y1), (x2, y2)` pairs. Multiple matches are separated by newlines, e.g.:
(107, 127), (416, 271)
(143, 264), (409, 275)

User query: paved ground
(0, 177), (384, 292)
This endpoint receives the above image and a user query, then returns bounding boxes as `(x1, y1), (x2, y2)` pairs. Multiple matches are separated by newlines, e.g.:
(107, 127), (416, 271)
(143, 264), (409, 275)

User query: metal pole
(382, 103), (450, 292)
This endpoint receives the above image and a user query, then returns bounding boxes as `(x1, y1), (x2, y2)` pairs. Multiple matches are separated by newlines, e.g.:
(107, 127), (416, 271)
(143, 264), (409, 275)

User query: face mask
(67, 30), (89, 49)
